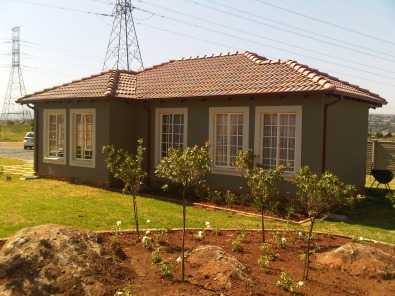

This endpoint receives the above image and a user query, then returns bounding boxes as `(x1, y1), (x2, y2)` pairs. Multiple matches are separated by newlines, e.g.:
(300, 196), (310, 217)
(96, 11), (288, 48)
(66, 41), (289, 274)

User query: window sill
(70, 159), (95, 168)
(212, 167), (241, 176)
(43, 157), (66, 165)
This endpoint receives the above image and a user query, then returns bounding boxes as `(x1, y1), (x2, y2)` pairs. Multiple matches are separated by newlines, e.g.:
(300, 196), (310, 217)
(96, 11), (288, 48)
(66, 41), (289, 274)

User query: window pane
(214, 112), (244, 167)
(278, 113), (296, 172)
(261, 113), (277, 169)
(47, 113), (64, 158)
(160, 113), (184, 158)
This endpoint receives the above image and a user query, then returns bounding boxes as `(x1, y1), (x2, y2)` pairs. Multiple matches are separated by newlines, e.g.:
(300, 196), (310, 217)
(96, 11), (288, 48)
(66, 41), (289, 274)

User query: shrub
(151, 247), (162, 264)
(295, 166), (355, 280)
(276, 271), (303, 294)
(236, 150), (284, 243)
(155, 144), (211, 281)
(159, 261), (175, 279)
(257, 255), (271, 270)
(102, 139), (146, 238)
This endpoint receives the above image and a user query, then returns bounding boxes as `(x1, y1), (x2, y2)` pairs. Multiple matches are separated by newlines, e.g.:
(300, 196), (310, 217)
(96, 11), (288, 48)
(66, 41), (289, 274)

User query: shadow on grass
(336, 188), (395, 231)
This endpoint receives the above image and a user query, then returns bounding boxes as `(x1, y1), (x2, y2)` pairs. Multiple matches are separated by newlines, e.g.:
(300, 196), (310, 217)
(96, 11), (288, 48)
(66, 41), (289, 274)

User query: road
(0, 142), (34, 161)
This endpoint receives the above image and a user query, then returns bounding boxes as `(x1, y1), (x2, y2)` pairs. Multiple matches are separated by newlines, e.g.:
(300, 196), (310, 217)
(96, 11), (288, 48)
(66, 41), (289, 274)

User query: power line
(185, 0), (395, 64)
(135, 1), (395, 79)
(197, 0), (395, 60)
(10, 0), (113, 17)
(253, 0), (395, 47)
(139, 22), (395, 89)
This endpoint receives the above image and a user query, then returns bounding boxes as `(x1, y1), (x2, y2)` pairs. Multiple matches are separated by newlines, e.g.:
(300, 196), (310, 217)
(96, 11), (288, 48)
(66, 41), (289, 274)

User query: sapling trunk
(303, 216), (315, 280)
(181, 187), (187, 282)
(132, 194), (140, 238)
(261, 203), (265, 243)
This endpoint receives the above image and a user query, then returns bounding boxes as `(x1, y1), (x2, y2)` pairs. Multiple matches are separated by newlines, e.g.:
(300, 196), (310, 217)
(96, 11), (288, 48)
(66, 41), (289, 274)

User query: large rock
(316, 242), (395, 279)
(186, 245), (252, 291)
(0, 225), (131, 296)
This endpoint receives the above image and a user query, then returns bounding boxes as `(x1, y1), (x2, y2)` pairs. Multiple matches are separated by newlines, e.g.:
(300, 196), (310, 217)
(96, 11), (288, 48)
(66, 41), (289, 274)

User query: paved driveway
(0, 142), (34, 161)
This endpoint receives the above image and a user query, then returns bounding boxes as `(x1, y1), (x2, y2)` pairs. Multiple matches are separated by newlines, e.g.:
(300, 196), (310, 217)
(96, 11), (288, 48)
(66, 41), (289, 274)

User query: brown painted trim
(145, 103), (152, 186)
(322, 95), (342, 173)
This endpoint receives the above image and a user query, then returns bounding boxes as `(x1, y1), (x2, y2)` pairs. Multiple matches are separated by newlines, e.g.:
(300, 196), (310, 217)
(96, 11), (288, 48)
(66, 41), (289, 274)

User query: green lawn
(0, 157), (27, 166)
(0, 122), (33, 142)
(0, 157), (393, 244)
(0, 176), (393, 244)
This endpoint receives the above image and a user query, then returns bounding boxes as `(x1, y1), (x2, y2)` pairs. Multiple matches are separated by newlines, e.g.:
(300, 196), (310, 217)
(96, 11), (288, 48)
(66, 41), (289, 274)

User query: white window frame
(69, 108), (96, 168)
(43, 109), (66, 165)
(254, 105), (302, 175)
(155, 107), (188, 165)
(209, 106), (249, 176)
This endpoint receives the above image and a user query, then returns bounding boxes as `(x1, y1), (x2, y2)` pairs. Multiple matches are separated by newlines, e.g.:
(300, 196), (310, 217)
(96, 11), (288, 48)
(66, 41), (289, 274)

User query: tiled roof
(18, 51), (387, 106)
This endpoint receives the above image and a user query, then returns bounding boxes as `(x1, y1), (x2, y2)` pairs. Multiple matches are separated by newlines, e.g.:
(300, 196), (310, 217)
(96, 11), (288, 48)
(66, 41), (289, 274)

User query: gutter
(321, 95), (342, 173)
(27, 104), (38, 176)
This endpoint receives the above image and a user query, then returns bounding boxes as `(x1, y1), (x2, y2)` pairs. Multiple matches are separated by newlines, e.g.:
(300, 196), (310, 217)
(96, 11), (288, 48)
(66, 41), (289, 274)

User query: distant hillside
(369, 114), (395, 135)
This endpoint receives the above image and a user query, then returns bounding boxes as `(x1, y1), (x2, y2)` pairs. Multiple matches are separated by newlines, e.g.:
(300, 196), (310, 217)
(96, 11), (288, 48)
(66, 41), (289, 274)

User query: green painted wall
(34, 93), (370, 190)
(325, 97), (370, 187)
(35, 101), (111, 186)
(148, 94), (326, 190)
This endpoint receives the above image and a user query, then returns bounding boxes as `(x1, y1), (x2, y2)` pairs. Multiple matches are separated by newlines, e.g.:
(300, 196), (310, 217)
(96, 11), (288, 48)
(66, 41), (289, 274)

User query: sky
(0, 0), (394, 114)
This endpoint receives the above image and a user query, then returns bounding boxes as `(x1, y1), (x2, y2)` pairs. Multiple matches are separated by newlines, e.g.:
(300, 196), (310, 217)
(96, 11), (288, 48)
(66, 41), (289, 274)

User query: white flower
(359, 236), (364, 241)
(205, 221), (210, 226)
(281, 237), (287, 243)
(197, 230), (204, 238)
(145, 230), (151, 235)
(298, 231), (303, 238)
(116, 220), (122, 227)
(297, 281), (304, 287)
(146, 219), (151, 224)
(176, 256), (182, 264)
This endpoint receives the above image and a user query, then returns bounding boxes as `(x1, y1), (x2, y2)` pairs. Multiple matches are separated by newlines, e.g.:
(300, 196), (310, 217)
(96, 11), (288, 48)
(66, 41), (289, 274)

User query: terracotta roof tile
(18, 51), (387, 106)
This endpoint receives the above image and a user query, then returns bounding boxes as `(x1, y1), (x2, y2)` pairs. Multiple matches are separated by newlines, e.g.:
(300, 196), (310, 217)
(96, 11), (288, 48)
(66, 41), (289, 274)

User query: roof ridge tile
(285, 60), (334, 90)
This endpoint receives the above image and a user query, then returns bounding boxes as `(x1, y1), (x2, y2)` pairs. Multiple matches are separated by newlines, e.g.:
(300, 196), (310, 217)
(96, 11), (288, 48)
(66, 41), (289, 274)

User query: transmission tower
(1, 27), (32, 122)
(103, 0), (144, 71)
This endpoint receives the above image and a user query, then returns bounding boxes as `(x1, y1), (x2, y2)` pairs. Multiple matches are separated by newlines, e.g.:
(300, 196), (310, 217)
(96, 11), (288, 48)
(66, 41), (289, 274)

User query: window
(70, 109), (96, 168)
(209, 107), (249, 174)
(43, 109), (66, 164)
(155, 108), (188, 164)
(254, 106), (302, 173)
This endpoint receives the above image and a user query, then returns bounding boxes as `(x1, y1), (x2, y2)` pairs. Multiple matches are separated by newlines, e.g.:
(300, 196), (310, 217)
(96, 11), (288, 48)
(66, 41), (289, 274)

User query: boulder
(186, 245), (252, 291)
(316, 242), (395, 279)
(0, 224), (132, 296)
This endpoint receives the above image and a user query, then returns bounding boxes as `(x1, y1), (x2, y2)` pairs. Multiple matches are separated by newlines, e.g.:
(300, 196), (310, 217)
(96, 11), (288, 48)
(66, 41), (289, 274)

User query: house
(18, 52), (387, 189)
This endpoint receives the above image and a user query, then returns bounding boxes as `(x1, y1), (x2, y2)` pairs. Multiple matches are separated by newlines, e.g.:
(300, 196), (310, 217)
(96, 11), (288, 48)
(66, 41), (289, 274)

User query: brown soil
(99, 230), (395, 296)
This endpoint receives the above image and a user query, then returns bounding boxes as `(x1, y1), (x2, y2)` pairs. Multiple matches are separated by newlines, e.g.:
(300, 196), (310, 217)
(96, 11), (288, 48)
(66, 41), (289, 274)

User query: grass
(0, 122), (33, 142)
(0, 157), (393, 244)
(0, 175), (393, 244)
(0, 157), (27, 166)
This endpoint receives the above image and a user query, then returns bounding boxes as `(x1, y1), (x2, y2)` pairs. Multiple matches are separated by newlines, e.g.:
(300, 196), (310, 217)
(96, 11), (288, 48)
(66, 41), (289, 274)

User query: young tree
(236, 150), (284, 243)
(102, 139), (146, 238)
(155, 144), (211, 281)
(295, 166), (355, 280)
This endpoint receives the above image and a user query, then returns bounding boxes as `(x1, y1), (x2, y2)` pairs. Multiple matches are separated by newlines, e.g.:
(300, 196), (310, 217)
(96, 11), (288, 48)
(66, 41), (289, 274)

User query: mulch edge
(192, 202), (311, 224)
(1, 228), (393, 247)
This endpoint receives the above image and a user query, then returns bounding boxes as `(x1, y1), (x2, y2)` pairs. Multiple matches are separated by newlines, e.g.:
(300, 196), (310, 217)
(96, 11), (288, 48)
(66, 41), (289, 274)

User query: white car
(23, 131), (35, 150)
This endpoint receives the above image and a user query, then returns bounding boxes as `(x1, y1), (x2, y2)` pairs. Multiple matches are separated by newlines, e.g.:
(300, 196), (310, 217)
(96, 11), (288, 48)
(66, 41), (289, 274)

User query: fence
(367, 140), (395, 173)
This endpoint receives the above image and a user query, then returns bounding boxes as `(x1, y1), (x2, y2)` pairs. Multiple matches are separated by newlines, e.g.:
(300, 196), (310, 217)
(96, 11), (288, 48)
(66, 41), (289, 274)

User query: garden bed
(96, 230), (395, 296)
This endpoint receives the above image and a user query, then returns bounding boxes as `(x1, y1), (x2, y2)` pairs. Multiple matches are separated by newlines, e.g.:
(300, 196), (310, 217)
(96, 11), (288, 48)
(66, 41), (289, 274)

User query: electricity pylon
(1, 27), (32, 121)
(103, 0), (144, 71)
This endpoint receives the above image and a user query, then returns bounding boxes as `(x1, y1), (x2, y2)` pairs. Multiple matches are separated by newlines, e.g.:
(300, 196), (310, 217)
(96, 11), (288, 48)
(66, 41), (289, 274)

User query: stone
(186, 245), (253, 291)
(316, 242), (395, 279)
(0, 224), (132, 296)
